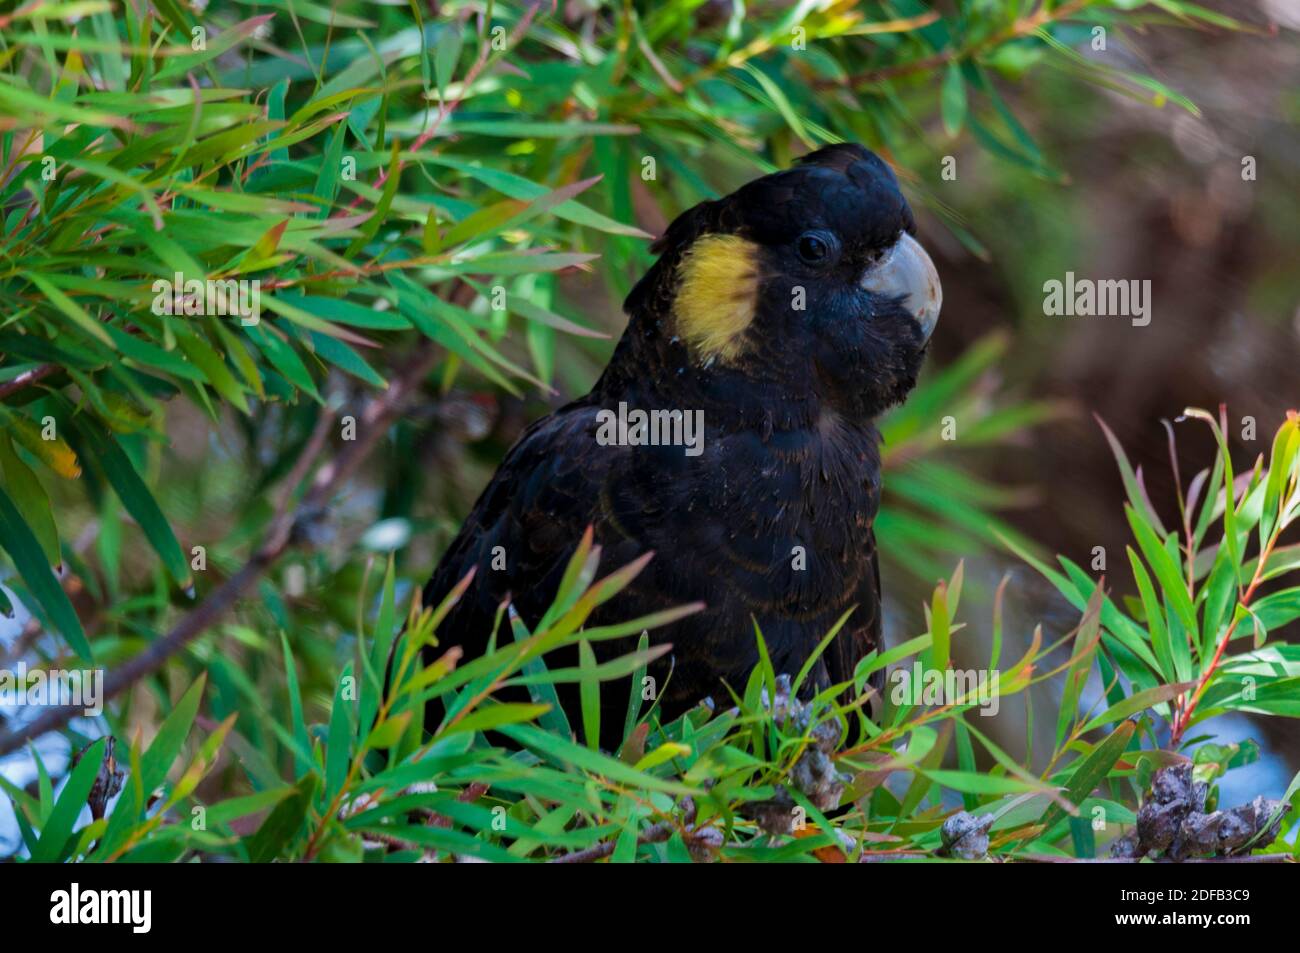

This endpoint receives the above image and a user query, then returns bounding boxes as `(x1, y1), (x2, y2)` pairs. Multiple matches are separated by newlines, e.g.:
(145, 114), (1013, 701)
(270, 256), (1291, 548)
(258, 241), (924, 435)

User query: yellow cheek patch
(673, 234), (760, 363)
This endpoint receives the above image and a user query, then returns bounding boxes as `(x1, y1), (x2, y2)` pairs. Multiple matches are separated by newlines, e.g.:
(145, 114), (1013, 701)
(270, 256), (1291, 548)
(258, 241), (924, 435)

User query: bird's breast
(614, 414), (881, 619)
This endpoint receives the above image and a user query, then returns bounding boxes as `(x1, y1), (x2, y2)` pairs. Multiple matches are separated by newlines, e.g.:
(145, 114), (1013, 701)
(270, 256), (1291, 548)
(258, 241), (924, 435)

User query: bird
(421, 143), (941, 749)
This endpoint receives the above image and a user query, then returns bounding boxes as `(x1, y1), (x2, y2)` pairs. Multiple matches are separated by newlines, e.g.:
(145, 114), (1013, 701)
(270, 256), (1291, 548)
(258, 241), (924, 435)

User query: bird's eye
(796, 231), (835, 266)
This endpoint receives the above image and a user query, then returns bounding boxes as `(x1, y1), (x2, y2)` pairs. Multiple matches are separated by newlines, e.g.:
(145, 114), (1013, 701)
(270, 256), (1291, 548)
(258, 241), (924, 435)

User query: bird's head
(619, 143), (941, 423)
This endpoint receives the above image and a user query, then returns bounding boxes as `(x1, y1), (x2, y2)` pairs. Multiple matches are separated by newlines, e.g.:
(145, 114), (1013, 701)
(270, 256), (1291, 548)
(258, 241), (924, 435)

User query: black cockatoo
(422, 143), (941, 747)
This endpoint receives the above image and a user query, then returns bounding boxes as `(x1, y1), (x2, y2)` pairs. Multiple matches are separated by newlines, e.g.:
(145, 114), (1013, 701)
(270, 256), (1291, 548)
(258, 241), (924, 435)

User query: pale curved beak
(860, 232), (942, 341)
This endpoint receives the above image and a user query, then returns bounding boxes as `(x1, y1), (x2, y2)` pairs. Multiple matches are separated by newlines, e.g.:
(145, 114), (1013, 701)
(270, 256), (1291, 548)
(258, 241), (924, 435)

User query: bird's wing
(827, 527), (884, 696)
(421, 404), (887, 736)
(421, 401), (652, 665)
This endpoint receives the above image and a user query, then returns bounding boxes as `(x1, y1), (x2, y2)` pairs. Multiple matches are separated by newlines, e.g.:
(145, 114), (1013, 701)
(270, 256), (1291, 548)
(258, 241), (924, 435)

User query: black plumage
(422, 144), (939, 747)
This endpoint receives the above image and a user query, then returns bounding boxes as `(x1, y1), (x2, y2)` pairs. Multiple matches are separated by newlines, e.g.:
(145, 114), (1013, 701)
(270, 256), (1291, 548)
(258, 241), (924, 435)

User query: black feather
(422, 145), (930, 748)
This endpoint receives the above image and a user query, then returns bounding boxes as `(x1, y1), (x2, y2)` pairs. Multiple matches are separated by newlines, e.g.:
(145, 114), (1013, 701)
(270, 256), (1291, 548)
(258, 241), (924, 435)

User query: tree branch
(547, 821), (675, 864)
(0, 362), (58, 401)
(0, 339), (443, 757)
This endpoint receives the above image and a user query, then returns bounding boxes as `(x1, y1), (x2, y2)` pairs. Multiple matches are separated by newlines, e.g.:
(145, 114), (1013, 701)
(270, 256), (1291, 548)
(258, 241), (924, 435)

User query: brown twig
(1169, 532), (1276, 745)
(548, 820), (675, 864)
(548, 796), (698, 863)
(0, 362), (59, 401)
(0, 616), (43, 668)
(830, 0), (1092, 90)
(347, 1), (545, 214)
(0, 338), (443, 758)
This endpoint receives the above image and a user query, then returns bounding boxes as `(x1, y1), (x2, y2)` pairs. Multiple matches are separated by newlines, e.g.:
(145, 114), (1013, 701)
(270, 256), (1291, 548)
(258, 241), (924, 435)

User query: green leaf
(309, 332), (387, 388)
(172, 324), (251, 415)
(0, 485), (91, 659)
(364, 711), (412, 750)
(70, 418), (193, 592)
(1253, 587), (1300, 631)
(500, 722), (697, 795)
(441, 119), (638, 139)
(426, 156), (651, 238)
(1200, 544), (1239, 662)
(325, 663), (355, 806)
(1127, 547), (1177, 681)
(312, 119), (348, 217)
(281, 631), (312, 778)
(440, 702), (552, 737)
(1097, 415), (1166, 535)
(507, 604), (572, 739)
(246, 772), (318, 863)
(246, 325), (322, 402)
(578, 638), (601, 750)
(1038, 720), (1137, 834)
(434, 21), (463, 97)
(1080, 681), (1195, 733)
(360, 556), (398, 735)
(1056, 590), (1102, 749)
(1125, 504), (1197, 638)
(924, 769), (1041, 795)
(344, 141), (404, 258)
(940, 61), (967, 136)
(30, 738), (106, 863)
(276, 293), (410, 330)
(25, 272), (115, 348)
(926, 580), (951, 671)
(0, 433), (59, 564)
(142, 676), (207, 793)
(622, 629), (651, 743)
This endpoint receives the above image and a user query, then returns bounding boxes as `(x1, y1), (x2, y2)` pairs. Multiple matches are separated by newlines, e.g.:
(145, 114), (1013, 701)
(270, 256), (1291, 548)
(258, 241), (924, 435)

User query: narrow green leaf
(0, 433), (60, 564)
(434, 21), (463, 97)
(30, 739), (106, 863)
(281, 631), (311, 778)
(0, 486), (91, 659)
(325, 663), (355, 805)
(1080, 681), (1195, 733)
(940, 61), (967, 136)
(578, 638), (601, 750)
(245, 773), (318, 863)
(1038, 720), (1137, 833)
(71, 418), (192, 592)
(1126, 505), (1197, 638)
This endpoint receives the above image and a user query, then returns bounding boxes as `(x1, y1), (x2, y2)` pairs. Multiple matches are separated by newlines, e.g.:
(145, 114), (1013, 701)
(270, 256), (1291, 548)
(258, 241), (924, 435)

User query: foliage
(0, 0), (1237, 654)
(0, 1), (1283, 863)
(5, 410), (1298, 862)
(1012, 410), (1300, 744)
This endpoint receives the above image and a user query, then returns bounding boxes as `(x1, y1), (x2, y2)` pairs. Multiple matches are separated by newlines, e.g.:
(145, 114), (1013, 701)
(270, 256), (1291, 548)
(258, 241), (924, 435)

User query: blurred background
(895, 0), (1300, 802)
